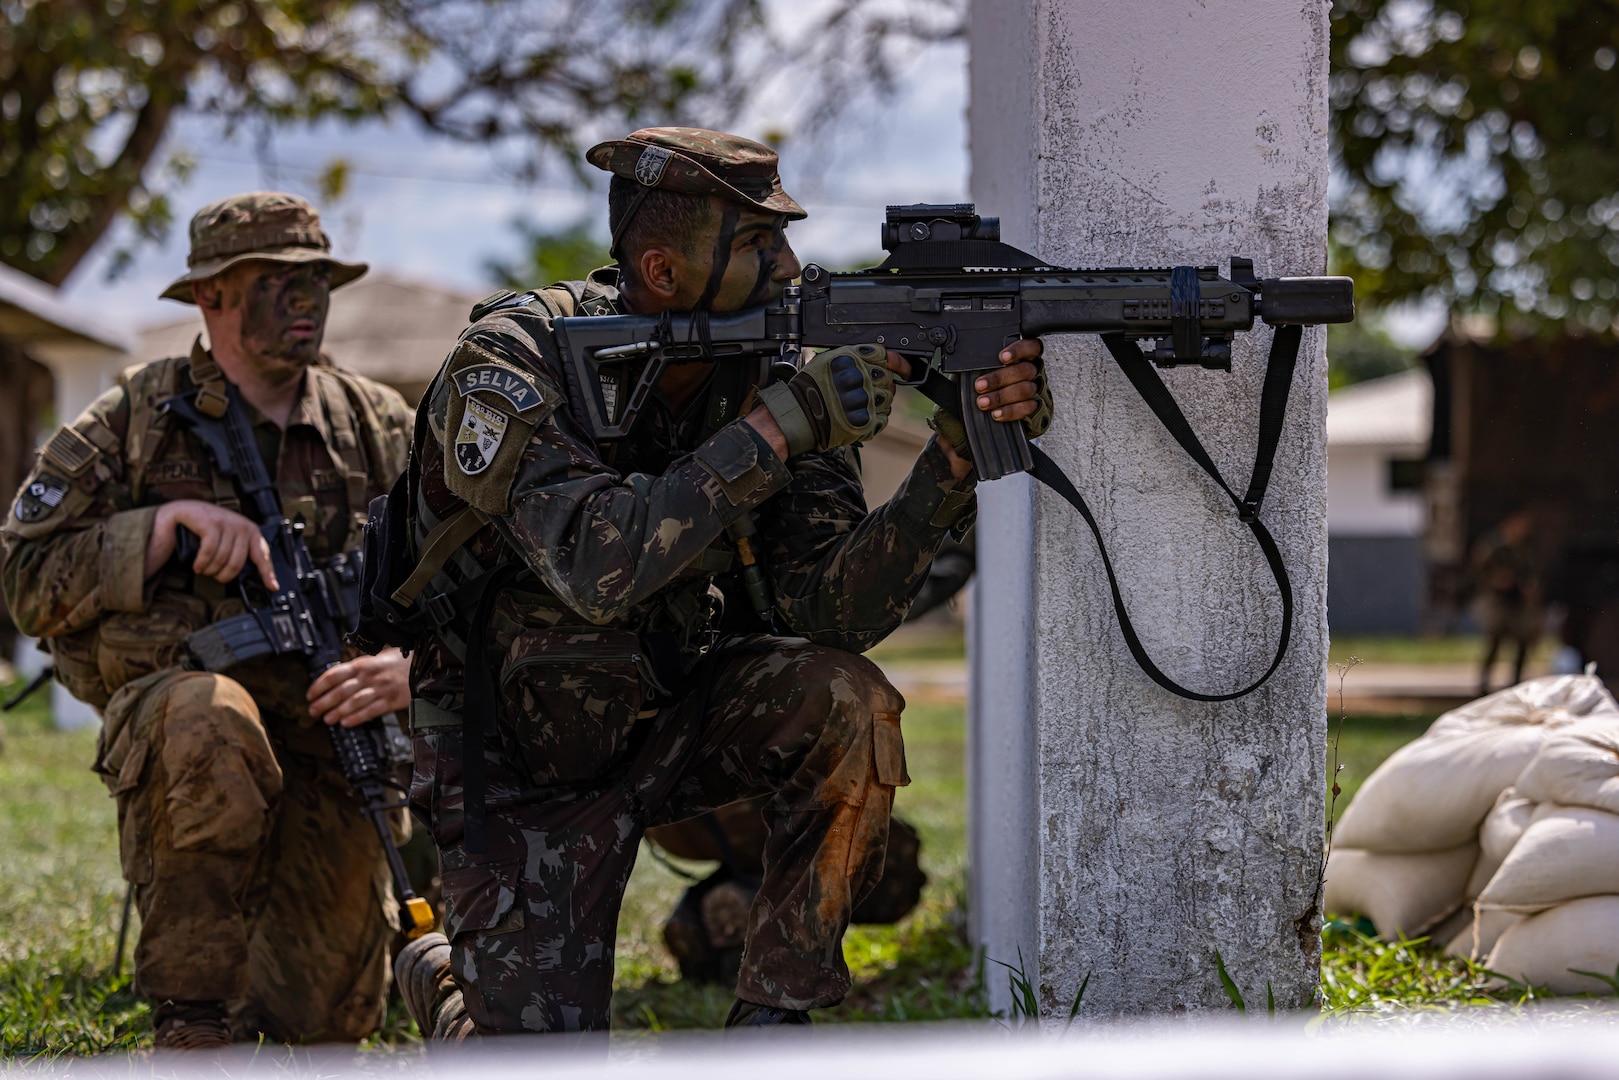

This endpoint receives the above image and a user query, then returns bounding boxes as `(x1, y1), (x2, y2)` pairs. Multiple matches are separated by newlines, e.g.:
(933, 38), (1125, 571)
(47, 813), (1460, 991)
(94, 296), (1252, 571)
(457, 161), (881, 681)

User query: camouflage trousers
(414, 636), (909, 1034)
(96, 668), (397, 1042)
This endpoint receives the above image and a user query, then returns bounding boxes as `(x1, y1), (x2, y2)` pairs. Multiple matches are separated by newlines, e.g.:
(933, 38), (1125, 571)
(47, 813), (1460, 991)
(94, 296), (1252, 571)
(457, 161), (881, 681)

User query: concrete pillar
(967, 0), (1330, 1016)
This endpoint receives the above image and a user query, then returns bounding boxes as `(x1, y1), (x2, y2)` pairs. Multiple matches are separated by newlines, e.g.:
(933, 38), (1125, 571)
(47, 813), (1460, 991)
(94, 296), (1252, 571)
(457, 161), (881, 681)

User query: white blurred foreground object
(20, 1018), (1619, 1080)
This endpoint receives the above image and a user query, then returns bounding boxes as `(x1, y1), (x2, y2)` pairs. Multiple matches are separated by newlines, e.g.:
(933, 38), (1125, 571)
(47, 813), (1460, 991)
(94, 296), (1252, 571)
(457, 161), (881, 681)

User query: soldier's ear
(637, 247), (684, 304)
(192, 277), (225, 311)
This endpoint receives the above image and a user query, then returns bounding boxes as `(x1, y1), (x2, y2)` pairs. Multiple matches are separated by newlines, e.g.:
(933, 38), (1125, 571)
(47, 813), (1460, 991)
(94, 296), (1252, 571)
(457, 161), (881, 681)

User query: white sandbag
(1485, 895), (1619, 994)
(1334, 675), (1617, 854)
(1477, 803), (1619, 913)
(1464, 788), (1536, 898)
(1515, 724), (1619, 815)
(1324, 844), (1478, 939)
(1444, 906), (1523, 962)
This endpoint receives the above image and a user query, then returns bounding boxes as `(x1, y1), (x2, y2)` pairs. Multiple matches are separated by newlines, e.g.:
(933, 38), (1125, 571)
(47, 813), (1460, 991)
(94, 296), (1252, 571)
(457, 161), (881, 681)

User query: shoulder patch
(455, 397), (509, 475)
(453, 363), (546, 414)
(42, 426), (99, 477)
(12, 474), (69, 524)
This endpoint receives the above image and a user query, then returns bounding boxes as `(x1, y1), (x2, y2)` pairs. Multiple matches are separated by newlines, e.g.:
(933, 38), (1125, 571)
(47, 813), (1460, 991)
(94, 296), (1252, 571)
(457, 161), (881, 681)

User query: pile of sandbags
(1463, 723), (1619, 992)
(1325, 675), (1617, 942)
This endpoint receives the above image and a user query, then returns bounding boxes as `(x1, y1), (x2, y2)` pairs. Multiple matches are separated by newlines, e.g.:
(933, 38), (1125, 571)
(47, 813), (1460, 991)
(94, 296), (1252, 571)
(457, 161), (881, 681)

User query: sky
(60, 40), (973, 332)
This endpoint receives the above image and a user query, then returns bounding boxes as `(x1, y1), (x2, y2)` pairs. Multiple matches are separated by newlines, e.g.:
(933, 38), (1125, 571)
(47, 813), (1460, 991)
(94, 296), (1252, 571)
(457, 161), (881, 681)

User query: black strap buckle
(423, 591), (458, 629)
(1238, 498), (1262, 524)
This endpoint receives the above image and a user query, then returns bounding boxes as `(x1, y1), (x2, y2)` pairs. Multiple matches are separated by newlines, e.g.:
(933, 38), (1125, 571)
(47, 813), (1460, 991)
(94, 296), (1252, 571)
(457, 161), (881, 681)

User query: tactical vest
(44, 342), (396, 709)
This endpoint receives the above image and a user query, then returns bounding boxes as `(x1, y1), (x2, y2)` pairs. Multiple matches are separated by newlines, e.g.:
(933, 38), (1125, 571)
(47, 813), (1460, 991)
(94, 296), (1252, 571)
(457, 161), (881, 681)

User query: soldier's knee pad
(149, 672), (283, 855)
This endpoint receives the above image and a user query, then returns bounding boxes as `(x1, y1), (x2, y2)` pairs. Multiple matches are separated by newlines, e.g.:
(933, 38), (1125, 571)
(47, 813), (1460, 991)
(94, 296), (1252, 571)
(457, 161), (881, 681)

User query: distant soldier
(387, 127), (1050, 1036)
(2, 194), (414, 1048)
(1471, 509), (1541, 694)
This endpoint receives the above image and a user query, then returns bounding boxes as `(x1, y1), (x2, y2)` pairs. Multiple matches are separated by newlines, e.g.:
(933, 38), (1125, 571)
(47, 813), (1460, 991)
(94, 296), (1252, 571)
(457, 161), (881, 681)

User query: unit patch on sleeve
(12, 474), (69, 523)
(455, 397), (510, 475)
(453, 363), (545, 414)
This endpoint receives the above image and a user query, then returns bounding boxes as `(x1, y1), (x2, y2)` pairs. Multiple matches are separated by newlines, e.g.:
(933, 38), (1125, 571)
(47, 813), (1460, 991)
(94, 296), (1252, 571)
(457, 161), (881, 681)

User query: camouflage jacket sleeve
(434, 324), (795, 625)
(1, 383), (152, 638)
(758, 435), (976, 653)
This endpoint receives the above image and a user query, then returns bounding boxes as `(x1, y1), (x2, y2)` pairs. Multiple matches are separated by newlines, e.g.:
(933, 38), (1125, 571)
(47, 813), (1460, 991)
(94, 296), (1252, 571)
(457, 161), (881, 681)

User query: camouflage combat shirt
(1, 342), (412, 716)
(408, 269), (978, 735)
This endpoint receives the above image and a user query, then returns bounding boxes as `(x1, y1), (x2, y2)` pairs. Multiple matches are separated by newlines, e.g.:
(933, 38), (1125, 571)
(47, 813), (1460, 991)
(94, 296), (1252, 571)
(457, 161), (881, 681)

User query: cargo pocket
(49, 626), (110, 709)
(498, 628), (647, 786)
(97, 592), (208, 693)
(872, 711), (910, 788)
(440, 857), (524, 942)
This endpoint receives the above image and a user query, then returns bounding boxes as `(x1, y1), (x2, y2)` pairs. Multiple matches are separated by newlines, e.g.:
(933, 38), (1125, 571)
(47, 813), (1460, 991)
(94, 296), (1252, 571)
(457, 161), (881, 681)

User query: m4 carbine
(161, 382), (435, 938)
(550, 204), (1354, 701)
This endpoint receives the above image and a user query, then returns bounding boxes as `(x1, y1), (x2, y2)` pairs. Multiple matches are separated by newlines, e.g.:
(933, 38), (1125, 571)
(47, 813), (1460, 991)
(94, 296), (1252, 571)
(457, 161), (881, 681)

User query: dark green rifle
(541, 203), (1355, 701)
(161, 379), (434, 938)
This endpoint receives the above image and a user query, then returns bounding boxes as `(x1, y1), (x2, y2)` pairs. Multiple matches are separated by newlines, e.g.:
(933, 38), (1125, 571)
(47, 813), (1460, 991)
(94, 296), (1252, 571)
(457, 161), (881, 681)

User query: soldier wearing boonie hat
(160, 191), (368, 303)
(390, 126), (1048, 1038)
(3, 191), (413, 1048)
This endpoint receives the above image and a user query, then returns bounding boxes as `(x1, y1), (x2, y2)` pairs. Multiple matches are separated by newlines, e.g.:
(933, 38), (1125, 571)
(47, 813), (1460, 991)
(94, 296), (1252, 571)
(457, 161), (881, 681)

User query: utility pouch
(96, 592), (209, 695)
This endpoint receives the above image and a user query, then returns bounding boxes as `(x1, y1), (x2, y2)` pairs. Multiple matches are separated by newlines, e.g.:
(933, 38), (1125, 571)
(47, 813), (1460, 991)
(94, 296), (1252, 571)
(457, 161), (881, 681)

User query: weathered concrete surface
(967, 0), (1331, 1016)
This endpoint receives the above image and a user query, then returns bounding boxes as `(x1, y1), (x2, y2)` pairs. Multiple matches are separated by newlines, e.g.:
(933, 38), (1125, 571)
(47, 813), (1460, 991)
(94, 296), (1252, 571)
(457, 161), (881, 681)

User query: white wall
(1326, 443), (1425, 537)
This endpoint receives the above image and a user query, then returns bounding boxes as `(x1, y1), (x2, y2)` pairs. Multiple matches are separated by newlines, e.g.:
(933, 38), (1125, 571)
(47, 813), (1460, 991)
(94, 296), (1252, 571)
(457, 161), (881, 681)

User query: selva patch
(454, 364), (544, 414)
(455, 397), (509, 475)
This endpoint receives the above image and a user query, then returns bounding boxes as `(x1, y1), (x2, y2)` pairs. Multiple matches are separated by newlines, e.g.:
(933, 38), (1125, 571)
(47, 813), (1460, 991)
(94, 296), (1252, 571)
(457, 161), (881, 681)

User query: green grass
(0, 682), (147, 1057)
(0, 661), (1598, 1054)
(1328, 634), (1555, 668)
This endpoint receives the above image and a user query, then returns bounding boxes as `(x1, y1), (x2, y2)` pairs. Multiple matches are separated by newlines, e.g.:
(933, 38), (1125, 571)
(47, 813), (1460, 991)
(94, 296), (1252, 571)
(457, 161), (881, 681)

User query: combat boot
(151, 1000), (233, 1050)
(724, 999), (813, 1028)
(394, 931), (475, 1040)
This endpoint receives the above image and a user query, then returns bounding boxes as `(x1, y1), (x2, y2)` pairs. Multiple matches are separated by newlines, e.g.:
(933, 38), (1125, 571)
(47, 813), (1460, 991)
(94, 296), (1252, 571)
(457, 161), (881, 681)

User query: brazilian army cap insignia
(13, 475), (69, 523)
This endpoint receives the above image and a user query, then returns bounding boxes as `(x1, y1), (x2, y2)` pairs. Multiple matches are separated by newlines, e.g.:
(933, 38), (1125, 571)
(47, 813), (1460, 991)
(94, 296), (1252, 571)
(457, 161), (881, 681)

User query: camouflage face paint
(694, 207), (797, 313)
(234, 261), (332, 367)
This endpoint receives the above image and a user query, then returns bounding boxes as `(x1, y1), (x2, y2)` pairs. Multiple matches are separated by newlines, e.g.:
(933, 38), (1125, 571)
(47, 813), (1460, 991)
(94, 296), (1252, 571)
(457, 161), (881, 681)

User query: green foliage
(484, 219), (611, 290)
(1215, 950), (1247, 1012)
(1330, 0), (1619, 338)
(1, 0), (962, 287)
(1327, 319), (1419, 388)
(1317, 922), (1532, 1017)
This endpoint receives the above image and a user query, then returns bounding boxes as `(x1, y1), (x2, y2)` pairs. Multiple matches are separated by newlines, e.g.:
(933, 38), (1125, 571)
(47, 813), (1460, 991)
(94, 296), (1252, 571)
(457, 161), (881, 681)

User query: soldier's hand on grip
(145, 499), (279, 589)
(756, 343), (896, 458)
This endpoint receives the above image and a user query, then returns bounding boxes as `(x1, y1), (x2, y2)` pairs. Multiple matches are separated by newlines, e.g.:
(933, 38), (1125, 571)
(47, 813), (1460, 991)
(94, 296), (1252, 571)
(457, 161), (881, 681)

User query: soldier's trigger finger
(250, 535), (279, 591)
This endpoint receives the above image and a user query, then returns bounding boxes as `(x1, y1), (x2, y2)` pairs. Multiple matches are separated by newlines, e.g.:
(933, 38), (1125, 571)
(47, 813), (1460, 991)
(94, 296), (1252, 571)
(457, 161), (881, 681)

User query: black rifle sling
(923, 324), (1302, 702)
(458, 561), (525, 855)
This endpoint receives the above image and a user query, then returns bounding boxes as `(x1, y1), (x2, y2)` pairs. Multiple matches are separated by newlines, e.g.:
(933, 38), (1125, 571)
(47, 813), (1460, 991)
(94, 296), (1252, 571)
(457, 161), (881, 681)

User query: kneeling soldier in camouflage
(389, 128), (1049, 1034)
(2, 194), (415, 1048)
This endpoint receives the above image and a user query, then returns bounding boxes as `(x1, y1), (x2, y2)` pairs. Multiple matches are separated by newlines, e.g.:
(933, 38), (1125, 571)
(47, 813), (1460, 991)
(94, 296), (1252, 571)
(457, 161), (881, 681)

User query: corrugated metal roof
(1326, 367), (1431, 448)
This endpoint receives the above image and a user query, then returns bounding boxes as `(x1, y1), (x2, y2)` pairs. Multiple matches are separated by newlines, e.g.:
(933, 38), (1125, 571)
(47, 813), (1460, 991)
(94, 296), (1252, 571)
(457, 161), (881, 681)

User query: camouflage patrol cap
(585, 128), (806, 220)
(159, 191), (368, 303)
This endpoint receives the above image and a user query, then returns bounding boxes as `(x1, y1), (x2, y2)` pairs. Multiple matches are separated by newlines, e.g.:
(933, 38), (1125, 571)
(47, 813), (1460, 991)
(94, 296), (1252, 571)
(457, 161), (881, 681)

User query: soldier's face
(216, 260), (332, 367)
(683, 203), (801, 312)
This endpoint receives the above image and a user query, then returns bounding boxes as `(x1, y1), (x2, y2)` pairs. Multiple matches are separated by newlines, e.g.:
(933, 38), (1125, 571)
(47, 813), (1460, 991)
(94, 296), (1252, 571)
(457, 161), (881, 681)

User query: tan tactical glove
(757, 344), (896, 458)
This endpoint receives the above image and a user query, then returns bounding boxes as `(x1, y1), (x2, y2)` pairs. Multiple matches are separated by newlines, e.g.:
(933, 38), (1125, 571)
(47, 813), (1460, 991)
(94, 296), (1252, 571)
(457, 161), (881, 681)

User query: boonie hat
(587, 128), (806, 255)
(160, 191), (368, 303)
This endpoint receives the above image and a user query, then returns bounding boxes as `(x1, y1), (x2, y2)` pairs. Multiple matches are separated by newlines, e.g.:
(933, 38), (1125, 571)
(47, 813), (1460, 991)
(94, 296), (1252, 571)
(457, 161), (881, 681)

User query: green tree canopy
(1330, 0), (1619, 338)
(1, 0), (960, 287)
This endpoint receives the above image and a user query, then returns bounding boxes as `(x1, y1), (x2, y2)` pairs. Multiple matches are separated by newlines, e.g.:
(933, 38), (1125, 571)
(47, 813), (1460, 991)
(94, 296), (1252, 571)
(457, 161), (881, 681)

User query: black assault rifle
(161, 382), (435, 938)
(549, 203), (1355, 701)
